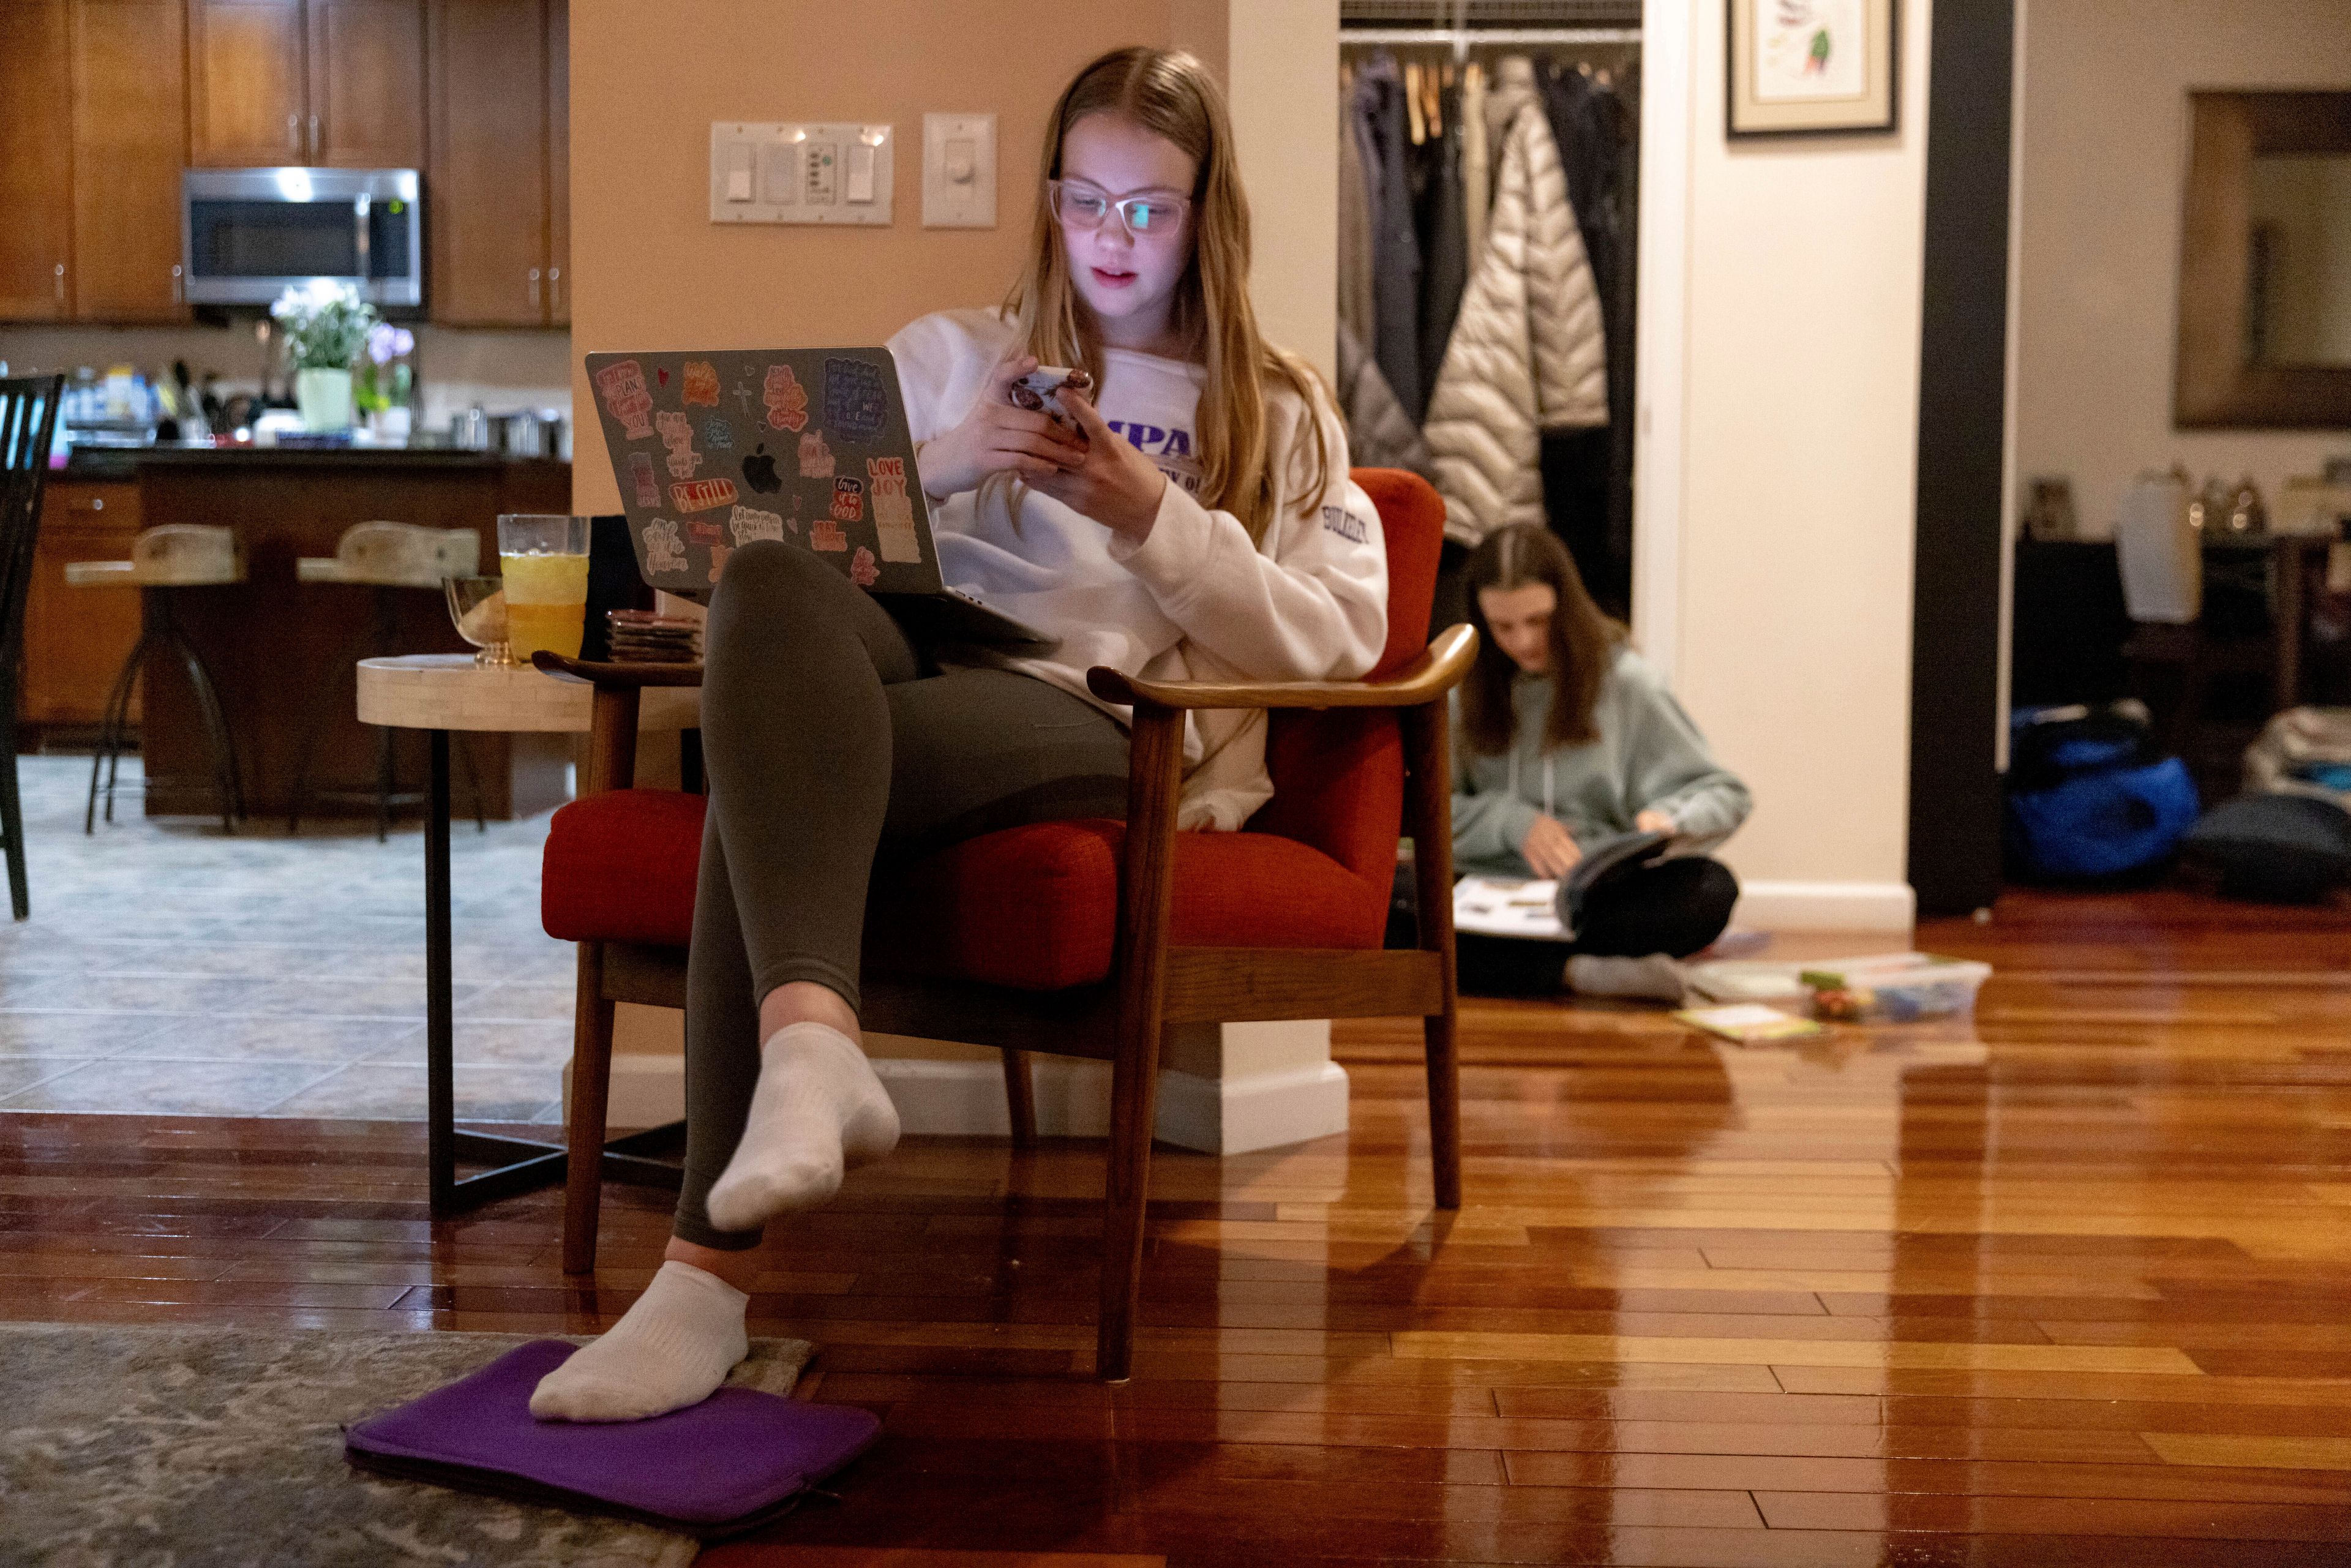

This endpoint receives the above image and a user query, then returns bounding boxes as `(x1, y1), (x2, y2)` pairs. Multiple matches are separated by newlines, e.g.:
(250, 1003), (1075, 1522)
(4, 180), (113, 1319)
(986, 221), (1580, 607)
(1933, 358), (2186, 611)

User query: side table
(356, 653), (700, 1217)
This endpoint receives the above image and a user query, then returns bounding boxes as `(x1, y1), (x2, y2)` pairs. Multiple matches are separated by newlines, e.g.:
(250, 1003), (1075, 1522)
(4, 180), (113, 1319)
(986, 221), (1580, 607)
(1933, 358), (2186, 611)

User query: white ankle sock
(528, 1259), (749, 1423)
(1567, 953), (1689, 1003)
(702, 1022), (900, 1234)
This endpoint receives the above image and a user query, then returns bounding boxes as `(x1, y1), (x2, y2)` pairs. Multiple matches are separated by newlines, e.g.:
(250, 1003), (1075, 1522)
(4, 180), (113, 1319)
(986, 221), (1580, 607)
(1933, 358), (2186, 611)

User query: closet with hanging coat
(1337, 4), (1642, 623)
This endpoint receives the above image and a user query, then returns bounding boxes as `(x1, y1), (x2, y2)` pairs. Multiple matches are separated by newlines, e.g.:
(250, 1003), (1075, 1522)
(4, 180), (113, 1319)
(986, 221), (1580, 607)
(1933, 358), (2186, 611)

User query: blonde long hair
(1001, 47), (1330, 545)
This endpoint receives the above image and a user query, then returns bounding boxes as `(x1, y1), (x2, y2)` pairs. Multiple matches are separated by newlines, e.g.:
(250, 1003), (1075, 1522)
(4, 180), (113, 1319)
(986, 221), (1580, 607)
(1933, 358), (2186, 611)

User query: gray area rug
(0, 1322), (813, 1568)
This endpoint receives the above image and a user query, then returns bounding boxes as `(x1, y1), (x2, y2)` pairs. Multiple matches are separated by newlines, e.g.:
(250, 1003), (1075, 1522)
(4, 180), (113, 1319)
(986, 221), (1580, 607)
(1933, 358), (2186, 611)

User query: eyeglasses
(1048, 180), (1191, 244)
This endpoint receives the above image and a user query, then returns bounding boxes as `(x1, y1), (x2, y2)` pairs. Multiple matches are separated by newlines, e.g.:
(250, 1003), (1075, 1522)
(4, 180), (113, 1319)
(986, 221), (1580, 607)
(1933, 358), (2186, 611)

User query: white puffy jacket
(1423, 103), (1608, 544)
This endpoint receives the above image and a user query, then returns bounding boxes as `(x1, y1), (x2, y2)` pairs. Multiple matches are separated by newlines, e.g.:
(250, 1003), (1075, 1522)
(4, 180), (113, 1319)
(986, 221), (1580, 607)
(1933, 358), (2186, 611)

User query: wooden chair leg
(1097, 699), (1183, 1384)
(562, 941), (617, 1274)
(1098, 1024), (1163, 1383)
(1403, 700), (1464, 1212)
(1000, 1048), (1037, 1147)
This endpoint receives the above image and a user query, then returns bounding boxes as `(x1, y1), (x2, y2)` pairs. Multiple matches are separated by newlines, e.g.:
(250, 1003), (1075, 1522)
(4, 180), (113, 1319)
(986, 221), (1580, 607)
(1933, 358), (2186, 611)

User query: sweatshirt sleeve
(1104, 384), (1388, 682)
(1449, 694), (1542, 869)
(1618, 655), (1752, 851)
(888, 309), (1017, 457)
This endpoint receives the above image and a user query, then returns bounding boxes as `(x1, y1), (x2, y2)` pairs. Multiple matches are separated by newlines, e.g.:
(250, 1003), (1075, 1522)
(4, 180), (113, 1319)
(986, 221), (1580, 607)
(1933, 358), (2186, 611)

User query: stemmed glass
(444, 575), (512, 667)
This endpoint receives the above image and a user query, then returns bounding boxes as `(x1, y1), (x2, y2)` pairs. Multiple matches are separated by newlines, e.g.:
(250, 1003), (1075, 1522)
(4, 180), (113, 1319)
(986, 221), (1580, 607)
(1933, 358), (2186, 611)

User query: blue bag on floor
(2006, 703), (2200, 880)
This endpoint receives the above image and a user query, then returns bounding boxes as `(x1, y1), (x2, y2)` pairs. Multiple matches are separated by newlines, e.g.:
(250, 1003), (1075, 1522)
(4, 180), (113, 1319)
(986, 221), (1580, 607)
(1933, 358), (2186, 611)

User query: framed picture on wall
(1727, 0), (1899, 138)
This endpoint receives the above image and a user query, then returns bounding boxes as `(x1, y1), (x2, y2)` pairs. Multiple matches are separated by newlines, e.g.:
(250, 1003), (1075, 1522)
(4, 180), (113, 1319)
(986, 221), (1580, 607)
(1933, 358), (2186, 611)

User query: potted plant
(356, 323), (417, 443)
(271, 280), (379, 433)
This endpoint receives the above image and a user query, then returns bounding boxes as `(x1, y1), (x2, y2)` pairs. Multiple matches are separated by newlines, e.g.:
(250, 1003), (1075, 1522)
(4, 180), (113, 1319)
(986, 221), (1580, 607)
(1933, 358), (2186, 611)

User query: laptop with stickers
(583, 347), (1055, 650)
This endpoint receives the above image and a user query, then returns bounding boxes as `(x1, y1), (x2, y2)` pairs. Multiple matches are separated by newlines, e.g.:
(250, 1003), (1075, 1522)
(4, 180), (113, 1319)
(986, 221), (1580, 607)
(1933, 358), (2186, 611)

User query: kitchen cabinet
(18, 481), (143, 732)
(188, 0), (307, 165)
(0, 0), (74, 321)
(189, 0), (422, 168)
(70, 0), (189, 321)
(429, 0), (564, 327)
(545, 0), (567, 326)
(307, 0), (425, 167)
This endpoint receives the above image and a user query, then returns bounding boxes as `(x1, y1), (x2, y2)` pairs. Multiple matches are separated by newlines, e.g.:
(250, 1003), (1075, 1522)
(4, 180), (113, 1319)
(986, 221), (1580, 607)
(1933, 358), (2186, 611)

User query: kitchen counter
(116, 452), (576, 822)
(61, 445), (563, 482)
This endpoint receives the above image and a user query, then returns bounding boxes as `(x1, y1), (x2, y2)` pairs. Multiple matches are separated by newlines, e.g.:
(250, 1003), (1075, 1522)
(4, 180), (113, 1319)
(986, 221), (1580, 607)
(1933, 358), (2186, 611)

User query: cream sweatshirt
(888, 308), (1389, 831)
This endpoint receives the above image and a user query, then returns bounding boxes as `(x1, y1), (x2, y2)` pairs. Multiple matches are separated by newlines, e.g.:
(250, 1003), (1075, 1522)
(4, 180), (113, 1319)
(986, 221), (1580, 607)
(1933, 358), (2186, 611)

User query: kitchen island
(52, 446), (574, 823)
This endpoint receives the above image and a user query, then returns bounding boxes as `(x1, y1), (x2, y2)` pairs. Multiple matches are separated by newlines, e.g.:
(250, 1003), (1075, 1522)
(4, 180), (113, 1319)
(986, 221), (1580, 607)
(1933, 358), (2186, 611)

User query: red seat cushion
(543, 792), (1388, 992)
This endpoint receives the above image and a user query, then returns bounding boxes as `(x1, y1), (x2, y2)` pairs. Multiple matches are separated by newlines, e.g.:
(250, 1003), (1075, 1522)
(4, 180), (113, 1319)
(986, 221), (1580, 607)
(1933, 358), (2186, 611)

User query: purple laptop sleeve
(343, 1339), (880, 1534)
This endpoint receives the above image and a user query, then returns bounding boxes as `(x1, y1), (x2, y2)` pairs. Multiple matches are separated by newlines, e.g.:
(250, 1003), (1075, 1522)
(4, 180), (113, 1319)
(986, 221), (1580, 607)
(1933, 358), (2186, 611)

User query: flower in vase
(271, 281), (380, 372)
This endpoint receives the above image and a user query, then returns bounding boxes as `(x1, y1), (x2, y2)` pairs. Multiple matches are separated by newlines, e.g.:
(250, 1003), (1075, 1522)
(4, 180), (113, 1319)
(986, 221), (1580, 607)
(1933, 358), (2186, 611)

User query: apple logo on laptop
(741, 444), (782, 495)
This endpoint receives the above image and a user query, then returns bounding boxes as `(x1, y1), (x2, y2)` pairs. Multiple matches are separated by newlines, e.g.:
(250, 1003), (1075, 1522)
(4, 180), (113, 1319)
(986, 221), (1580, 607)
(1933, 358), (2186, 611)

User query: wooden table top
(356, 653), (701, 733)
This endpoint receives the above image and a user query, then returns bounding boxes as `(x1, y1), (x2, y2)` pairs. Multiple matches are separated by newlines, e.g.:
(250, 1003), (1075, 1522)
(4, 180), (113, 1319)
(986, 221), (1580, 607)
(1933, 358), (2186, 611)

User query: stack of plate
(606, 610), (701, 664)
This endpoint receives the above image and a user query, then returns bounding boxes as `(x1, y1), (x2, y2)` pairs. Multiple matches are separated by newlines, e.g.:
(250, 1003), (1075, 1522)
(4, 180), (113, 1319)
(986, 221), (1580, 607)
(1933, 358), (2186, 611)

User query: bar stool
(66, 524), (246, 835)
(287, 521), (486, 839)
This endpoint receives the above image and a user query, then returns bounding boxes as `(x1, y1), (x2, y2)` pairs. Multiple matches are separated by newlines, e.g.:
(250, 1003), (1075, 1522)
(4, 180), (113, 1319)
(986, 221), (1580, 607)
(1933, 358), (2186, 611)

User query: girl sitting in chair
(1452, 523), (1750, 999)
(531, 47), (1387, 1422)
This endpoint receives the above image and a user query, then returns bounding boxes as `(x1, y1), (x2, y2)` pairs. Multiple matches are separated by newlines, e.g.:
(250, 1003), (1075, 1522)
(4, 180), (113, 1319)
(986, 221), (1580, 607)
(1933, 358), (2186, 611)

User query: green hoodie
(1451, 646), (1752, 878)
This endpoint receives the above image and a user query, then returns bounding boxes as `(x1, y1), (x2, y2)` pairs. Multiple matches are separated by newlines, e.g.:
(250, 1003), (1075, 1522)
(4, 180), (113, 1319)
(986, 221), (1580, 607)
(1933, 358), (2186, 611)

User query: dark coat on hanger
(1336, 322), (1436, 482)
(1351, 53), (1424, 422)
(1418, 80), (1470, 392)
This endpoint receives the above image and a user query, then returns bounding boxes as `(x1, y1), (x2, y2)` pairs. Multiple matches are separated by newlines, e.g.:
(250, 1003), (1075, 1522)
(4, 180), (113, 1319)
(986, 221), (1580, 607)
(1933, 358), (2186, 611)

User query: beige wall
(571, 0), (1341, 1075)
(2012, 0), (2351, 541)
(567, 1), (1344, 519)
(1646, 0), (1933, 904)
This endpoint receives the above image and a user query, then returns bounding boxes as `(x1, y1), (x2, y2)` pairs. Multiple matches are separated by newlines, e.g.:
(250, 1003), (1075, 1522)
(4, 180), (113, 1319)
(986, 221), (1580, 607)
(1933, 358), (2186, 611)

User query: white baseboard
(870, 1056), (1349, 1155)
(580, 1052), (1351, 1155)
(565, 1052), (688, 1133)
(1732, 879), (1917, 933)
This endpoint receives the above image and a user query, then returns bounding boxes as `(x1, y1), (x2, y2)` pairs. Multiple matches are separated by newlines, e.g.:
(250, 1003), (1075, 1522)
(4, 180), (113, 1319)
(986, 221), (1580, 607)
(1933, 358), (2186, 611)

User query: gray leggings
(678, 541), (1129, 1249)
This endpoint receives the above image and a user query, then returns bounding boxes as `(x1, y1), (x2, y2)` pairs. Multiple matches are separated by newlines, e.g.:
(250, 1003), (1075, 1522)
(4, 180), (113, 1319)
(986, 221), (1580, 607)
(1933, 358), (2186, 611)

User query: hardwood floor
(6, 886), (2351, 1566)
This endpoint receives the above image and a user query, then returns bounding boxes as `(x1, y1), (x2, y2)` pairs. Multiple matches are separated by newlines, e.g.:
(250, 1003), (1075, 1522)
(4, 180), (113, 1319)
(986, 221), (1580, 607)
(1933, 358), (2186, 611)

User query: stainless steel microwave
(180, 168), (424, 307)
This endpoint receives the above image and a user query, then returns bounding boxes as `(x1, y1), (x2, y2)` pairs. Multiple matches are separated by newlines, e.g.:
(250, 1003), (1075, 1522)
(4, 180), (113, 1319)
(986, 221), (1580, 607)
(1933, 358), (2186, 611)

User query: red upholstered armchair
(538, 468), (1472, 1380)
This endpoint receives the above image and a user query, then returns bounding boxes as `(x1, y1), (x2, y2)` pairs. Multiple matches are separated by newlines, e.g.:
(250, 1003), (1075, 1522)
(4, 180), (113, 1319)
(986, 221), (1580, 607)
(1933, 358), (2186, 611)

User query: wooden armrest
(1086, 623), (1477, 711)
(532, 650), (705, 688)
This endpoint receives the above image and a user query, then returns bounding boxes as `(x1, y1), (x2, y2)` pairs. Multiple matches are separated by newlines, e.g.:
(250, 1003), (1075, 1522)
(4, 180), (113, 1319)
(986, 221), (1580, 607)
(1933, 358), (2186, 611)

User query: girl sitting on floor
(1452, 523), (1750, 997)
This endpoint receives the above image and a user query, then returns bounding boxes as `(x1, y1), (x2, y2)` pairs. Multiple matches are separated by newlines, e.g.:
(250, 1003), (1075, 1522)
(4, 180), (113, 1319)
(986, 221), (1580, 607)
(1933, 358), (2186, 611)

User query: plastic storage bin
(1799, 957), (1992, 1024)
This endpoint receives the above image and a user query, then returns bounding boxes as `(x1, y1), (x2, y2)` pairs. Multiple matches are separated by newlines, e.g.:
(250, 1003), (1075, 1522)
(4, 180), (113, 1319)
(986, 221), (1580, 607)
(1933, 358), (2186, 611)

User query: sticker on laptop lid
(593, 359), (656, 440)
(810, 518), (848, 552)
(669, 478), (737, 514)
(798, 430), (834, 479)
(866, 457), (919, 563)
(729, 504), (786, 546)
(653, 410), (702, 478)
(681, 359), (721, 408)
(626, 450), (661, 508)
(763, 365), (810, 433)
(823, 357), (888, 444)
(702, 417), (734, 450)
(642, 518), (688, 574)
(685, 517), (723, 543)
(707, 541), (730, 582)
(830, 476), (864, 522)
(851, 546), (879, 587)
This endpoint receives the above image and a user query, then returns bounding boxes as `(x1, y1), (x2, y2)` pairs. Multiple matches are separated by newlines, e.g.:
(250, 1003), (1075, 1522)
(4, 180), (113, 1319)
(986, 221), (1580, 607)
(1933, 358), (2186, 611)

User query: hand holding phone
(1008, 366), (1095, 434)
(916, 355), (1089, 500)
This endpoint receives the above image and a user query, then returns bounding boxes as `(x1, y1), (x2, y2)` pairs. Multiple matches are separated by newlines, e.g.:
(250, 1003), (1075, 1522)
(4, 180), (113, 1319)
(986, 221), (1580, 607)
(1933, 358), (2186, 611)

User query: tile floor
(0, 755), (576, 1122)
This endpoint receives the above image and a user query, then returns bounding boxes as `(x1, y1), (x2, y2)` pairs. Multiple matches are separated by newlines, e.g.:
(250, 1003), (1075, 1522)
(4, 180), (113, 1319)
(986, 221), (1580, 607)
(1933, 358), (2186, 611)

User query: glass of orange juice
(497, 514), (591, 662)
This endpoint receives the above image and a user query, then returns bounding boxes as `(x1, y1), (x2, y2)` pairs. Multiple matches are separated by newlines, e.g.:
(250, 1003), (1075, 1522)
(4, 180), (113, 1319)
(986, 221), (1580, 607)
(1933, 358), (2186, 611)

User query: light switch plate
(923, 111), (996, 228)
(710, 121), (893, 225)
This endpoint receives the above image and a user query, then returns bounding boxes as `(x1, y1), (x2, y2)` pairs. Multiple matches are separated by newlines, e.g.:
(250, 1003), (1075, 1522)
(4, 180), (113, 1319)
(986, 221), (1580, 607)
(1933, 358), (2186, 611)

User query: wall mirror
(2175, 90), (2351, 428)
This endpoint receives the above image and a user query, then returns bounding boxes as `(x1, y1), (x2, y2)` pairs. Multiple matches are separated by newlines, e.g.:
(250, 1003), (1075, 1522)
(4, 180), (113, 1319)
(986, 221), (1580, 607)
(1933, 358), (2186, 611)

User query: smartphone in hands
(1008, 366), (1095, 434)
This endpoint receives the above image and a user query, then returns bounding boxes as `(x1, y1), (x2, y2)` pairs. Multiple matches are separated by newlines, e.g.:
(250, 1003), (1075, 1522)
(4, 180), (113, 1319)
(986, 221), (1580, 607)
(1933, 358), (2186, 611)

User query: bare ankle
(664, 1234), (760, 1292)
(757, 981), (860, 1048)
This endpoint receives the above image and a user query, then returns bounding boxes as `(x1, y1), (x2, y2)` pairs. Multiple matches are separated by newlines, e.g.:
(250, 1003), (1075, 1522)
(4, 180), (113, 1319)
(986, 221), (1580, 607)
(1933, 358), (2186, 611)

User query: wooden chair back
(0, 377), (64, 682)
